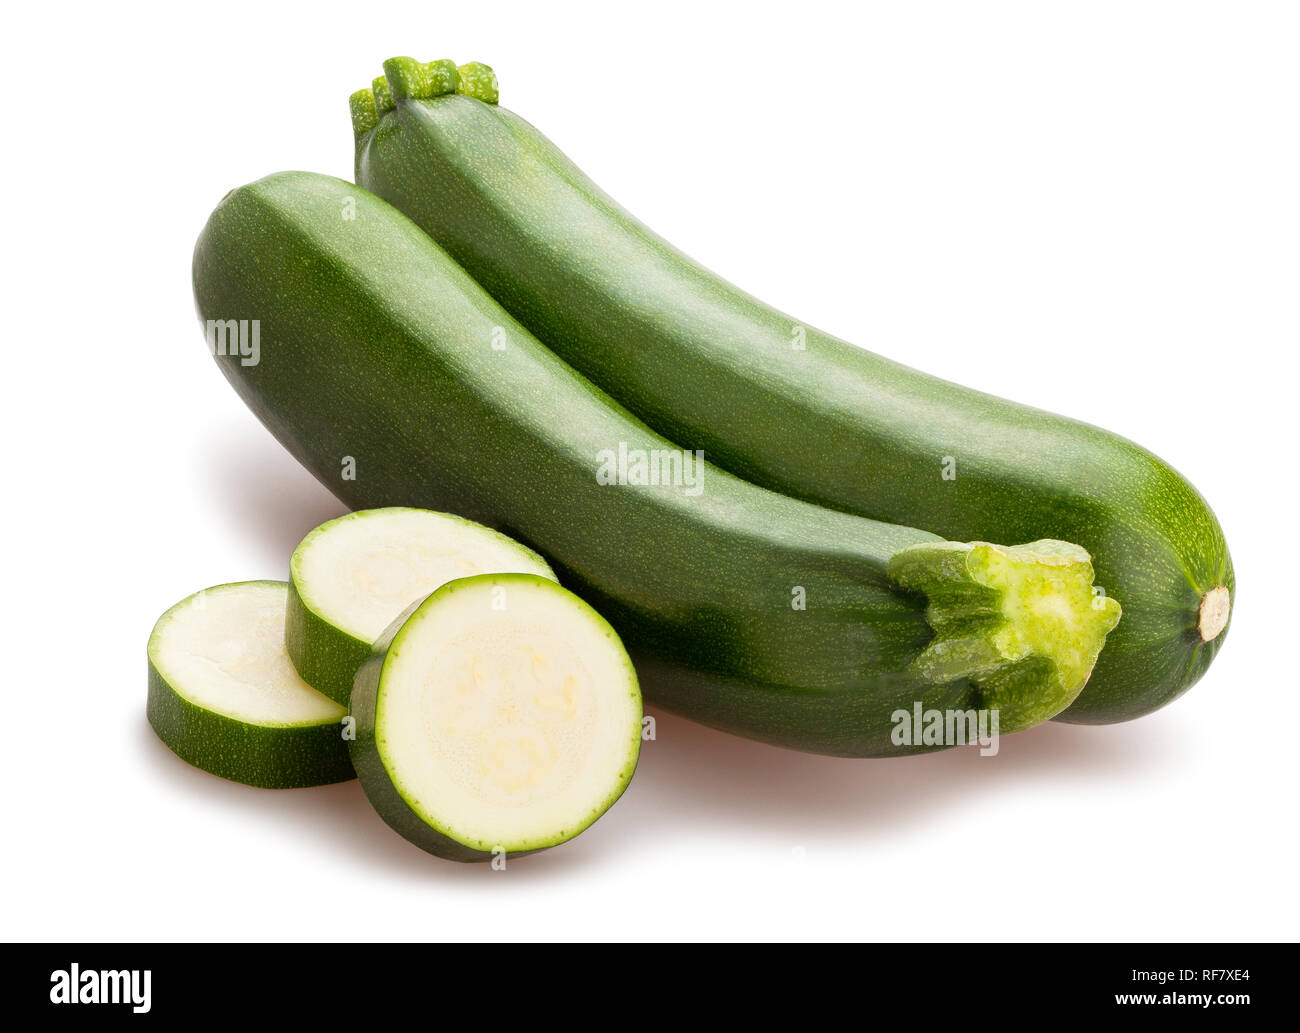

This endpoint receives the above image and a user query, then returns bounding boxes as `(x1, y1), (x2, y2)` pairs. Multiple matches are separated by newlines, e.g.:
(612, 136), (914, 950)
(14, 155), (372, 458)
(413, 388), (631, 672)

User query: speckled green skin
(147, 667), (353, 787)
(283, 576), (370, 707)
(147, 582), (353, 789)
(355, 91), (1233, 724)
(349, 574), (640, 860)
(193, 174), (1108, 756)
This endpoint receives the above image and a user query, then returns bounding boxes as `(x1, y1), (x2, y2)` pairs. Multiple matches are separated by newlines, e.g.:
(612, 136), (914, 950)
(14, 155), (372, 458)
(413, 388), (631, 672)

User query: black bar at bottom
(3, 942), (1273, 1020)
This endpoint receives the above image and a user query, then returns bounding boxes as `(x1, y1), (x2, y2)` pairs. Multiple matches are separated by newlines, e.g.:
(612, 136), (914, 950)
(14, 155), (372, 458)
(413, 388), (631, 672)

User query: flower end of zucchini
(350, 88), (380, 136)
(456, 62), (499, 104)
(889, 538), (1122, 733)
(1197, 585), (1231, 642)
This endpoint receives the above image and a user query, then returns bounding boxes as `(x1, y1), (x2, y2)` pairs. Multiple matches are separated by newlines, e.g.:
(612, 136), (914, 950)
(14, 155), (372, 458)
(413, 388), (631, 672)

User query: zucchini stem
(355, 59), (498, 141)
(382, 57), (461, 101)
(349, 88), (379, 136)
(372, 75), (395, 116)
(455, 62), (498, 104)
(889, 539), (1123, 733)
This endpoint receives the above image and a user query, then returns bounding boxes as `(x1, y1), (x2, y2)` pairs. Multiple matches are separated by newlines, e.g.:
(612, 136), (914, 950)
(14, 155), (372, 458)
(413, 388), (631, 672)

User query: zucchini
(353, 59), (1233, 724)
(286, 506), (556, 704)
(349, 573), (641, 860)
(192, 171), (1120, 756)
(147, 581), (352, 788)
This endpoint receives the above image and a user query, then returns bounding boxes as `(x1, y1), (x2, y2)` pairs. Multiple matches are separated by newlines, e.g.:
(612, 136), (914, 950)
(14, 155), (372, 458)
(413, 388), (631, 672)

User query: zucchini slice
(286, 507), (556, 704)
(350, 574), (641, 861)
(147, 582), (352, 789)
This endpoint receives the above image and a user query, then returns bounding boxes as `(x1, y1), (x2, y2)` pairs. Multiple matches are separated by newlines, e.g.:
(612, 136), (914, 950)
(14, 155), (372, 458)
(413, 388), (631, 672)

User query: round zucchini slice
(147, 581), (352, 789)
(350, 574), (642, 861)
(286, 507), (556, 705)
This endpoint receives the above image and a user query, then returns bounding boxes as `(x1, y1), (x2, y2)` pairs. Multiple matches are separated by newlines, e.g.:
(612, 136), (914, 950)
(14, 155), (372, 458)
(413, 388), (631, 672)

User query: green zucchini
(286, 506), (556, 704)
(350, 573), (641, 860)
(353, 58), (1233, 725)
(192, 171), (1119, 756)
(147, 581), (352, 788)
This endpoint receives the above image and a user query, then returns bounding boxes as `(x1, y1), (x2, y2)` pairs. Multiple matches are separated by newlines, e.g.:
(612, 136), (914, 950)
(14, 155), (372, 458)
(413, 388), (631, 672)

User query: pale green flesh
(150, 582), (344, 727)
(376, 575), (641, 852)
(294, 507), (556, 647)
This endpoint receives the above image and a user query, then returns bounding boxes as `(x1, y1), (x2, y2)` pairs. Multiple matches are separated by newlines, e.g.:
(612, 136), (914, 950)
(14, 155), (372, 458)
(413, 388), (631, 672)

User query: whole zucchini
(192, 172), (1120, 756)
(352, 58), (1233, 724)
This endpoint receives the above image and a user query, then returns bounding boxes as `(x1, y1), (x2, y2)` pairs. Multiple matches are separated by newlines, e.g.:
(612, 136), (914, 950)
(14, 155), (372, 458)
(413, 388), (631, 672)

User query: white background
(3, 1), (1296, 942)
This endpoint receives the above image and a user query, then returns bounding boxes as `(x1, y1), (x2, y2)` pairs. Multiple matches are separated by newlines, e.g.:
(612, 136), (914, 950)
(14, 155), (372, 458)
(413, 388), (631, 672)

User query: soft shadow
(624, 705), (1180, 846)
(137, 716), (605, 883)
(198, 422), (347, 568)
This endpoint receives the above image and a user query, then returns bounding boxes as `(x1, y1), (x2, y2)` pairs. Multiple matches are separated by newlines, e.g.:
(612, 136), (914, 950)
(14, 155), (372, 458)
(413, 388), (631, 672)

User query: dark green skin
(147, 663), (353, 789)
(193, 172), (999, 757)
(631, 652), (978, 756)
(284, 577), (371, 706)
(355, 94), (1234, 723)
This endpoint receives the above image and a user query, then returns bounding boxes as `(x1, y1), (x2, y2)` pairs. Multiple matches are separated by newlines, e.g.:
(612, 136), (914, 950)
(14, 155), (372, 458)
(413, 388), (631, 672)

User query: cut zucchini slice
(350, 574), (641, 861)
(147, 581), (352, 788)
(286, 508), (556, 705)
